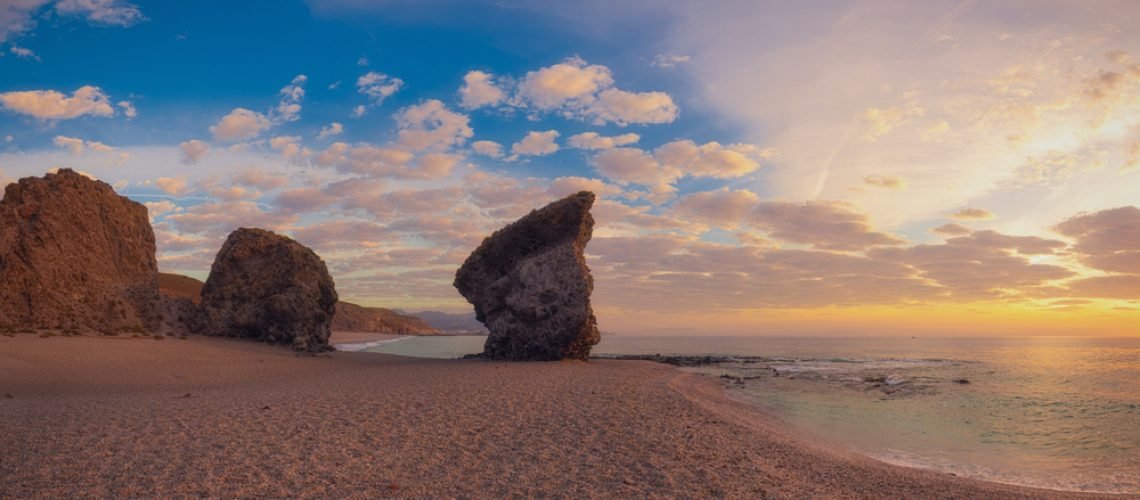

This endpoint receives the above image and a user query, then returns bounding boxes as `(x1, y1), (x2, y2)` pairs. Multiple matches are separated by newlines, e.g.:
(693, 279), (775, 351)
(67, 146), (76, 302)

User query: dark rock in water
(0, 169), (162, 333)
(454, 191), (599, 361)
(953, 378), (971, 385)
(196, 228), (338, 352)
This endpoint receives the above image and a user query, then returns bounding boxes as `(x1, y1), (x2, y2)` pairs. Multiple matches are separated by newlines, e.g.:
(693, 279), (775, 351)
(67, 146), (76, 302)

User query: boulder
(197, 228), (338, 352)
(454, 191), (599, 361)
(0, 169), (161, 333)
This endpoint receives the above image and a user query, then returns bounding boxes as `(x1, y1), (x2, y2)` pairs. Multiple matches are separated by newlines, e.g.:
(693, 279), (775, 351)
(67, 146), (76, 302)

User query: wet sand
(0, 333), (1099, 498)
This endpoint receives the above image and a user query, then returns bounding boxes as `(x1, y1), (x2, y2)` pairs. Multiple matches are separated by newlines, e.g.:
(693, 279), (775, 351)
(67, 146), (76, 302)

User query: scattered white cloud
(274, 74), (306, 122)
(0, 86), (115, 120)
(511, 130), (560, 157)
(652, 54), (691, 68)
(356, 71), (403, 106)
(154, 176), (189, 195)
(178, 139), (209, 165)
(269, 135), (311, 162)
(116, 100), (136, 118)
(672, 188), (760, 230)
(394, 99), (472, 152)
(471, 140), (503, 158)
(458, 70), (506, 109)
(350, 104), (366, 118)
(55, 0), (145, 26)
(512, 57), (679, 126)
(317, 122), (343, 139)
(655, 140), (772, 179)
(209, 107), (270, 142)
(52, 135), (121, 158)
(568, 131), (639, 150)
(356, 56), (369, 66)
(9, 45), (38, 60)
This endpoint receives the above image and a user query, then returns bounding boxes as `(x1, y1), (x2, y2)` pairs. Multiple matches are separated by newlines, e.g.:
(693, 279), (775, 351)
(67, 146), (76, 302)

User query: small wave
(334, 336), (410, 352)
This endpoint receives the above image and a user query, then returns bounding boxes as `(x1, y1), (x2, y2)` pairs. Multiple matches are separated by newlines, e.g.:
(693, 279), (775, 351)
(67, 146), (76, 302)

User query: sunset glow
(2, 0), (1138, 335)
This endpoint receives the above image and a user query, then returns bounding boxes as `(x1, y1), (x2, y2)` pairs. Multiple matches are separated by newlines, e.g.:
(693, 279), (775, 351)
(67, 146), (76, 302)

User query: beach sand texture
(0, 334), (1098, 498)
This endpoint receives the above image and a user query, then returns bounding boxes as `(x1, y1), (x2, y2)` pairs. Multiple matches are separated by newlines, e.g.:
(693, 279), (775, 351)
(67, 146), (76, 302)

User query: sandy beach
(0, 333), (1101, 498)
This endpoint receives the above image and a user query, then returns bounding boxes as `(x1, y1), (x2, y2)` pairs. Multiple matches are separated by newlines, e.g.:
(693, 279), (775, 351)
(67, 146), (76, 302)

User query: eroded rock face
(0, 169), (161, 332)
(197, 228), (338, 352)
(454, 191), (599, 361)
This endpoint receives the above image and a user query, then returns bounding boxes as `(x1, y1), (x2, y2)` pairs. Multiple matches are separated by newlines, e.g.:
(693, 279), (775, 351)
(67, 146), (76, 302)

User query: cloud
(470, 140), (503, 158)
(0, 86), (115, 120)
(750, 200), (905, 251)
(591, 147), (677, 202)
(178, 139), (209, 165)
(154, 176), (189, 195)
(356, 71), (404, 107)
(274, 74), (306, 122)
(655, 140), (771, 179)
(356, 56), (368, 67)
(458, 70), (506, 109)
(54, 0), (145, 26)
(52, 135), (122, 159)
(0, 1), (50, 43)
(590, 88), (679, 126)
(568, 131), (639, 150)
(9, 45), (38, 60)
(1065, 275), (1140, 300)
(671, 188), (760, 230)
(116, 100), (136, 118)
(511, 130), (559, 157)
(350, 104), (366, 118)
(394, 99), (472, 152)
(932, 222), (971, 236)
(863, 174), (906, 190)
(511, 56), (679, 125)
(517, 56), (613, 109)
(231, 167), (289, 191)
(269, 135), (311, 162)
(951, 207), (996, 221)
(652, 54), (690, 68)
(1055, 206), (1140, 274)
(317, 122), (343, 139)
(869, 231), (1074, 301)
(209, 108), (270, 142)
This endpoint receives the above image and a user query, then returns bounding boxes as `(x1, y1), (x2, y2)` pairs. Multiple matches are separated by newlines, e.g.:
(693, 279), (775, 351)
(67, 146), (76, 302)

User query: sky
(1, 0), (1139, 336)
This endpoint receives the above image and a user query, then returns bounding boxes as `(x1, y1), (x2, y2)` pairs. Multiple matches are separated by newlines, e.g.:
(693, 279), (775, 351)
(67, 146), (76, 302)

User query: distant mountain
(331, 302), (438, 335)
(407, 310), (487, 334)
(157, 272), (439, 335)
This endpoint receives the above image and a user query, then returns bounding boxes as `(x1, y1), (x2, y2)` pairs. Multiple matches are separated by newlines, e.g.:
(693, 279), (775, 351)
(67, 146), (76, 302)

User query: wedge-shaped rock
(454, 191), (599, 360)
(0, 169), (160, 333)
(197, 228), (338, 352)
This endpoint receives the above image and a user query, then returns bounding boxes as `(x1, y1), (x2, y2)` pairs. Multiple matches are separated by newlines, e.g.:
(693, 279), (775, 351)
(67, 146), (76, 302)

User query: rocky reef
(454, 191), (599, 361)
(196, 228), (338, 352)
(0, 169), (164, 333)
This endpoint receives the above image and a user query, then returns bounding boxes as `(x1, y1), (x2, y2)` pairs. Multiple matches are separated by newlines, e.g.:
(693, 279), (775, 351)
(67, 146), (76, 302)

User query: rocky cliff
(0, 169), (163, 333)
(454, 191), (599, 361)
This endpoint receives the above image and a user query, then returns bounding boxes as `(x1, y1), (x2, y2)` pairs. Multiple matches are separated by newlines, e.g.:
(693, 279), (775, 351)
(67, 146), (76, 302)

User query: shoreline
(0, 333), (1104, 498)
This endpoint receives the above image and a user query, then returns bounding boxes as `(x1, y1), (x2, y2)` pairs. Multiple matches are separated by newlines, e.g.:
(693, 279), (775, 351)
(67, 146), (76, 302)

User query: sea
(359, 335), (1140, 494)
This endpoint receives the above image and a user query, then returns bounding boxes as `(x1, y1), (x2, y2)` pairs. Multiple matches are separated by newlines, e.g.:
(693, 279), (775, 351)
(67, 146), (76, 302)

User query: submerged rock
(0, 169), (161, 333)
(454, 191), (599, 361)
(197, 228), (338, 352)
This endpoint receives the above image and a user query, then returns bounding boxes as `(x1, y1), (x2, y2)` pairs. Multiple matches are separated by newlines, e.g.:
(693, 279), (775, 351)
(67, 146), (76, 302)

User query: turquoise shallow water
(363, 335), (1140, 494)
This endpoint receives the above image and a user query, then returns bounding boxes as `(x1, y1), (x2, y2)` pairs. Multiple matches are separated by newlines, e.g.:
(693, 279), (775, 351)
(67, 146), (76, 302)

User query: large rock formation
(197, 228), (338, 352)
(454, 191), (599, 361)
(331, 302), (439, 335)
(0, 169), (161, 332)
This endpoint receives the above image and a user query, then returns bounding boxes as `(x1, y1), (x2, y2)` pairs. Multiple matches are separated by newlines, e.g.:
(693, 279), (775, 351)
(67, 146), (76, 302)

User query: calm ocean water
(361, 335), (1140, 493)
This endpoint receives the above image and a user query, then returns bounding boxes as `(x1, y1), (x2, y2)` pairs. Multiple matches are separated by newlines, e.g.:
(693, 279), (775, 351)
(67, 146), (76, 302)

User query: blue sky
(2, 0), (1139, 335)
